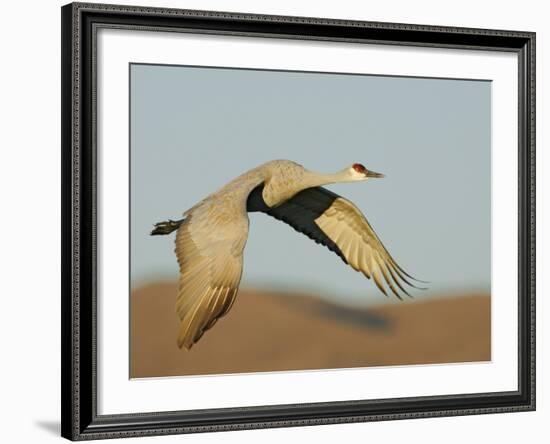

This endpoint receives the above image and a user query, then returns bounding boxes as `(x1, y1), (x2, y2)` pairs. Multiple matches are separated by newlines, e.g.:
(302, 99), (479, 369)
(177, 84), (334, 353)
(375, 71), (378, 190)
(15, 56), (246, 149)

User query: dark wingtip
(398, 266), (430, 284)
(389, 261), (430, 289)
(392, 289), (404, 301)
(411, 277), (430, 285)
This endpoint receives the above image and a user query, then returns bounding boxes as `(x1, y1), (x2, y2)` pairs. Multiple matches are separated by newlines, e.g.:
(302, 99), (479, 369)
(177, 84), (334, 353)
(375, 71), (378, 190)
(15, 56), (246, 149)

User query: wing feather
(248, 185), (423, 299)
(315, 196), (423, 298)
(174, 199), (247, 350)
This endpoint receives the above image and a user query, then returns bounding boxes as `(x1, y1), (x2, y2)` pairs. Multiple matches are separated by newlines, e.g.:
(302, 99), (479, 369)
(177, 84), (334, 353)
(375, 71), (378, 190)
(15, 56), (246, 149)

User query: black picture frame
(61, 2), (536, 440)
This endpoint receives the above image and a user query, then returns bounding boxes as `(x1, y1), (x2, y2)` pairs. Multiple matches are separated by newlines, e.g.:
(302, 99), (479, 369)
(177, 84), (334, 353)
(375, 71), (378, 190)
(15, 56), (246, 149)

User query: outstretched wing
(247, 185), (423, 300)
(174, 199), (248, 349)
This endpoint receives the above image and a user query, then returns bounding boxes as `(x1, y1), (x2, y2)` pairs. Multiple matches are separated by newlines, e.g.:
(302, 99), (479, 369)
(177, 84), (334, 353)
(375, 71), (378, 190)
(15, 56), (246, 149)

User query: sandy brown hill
(130, 282), (490, 378)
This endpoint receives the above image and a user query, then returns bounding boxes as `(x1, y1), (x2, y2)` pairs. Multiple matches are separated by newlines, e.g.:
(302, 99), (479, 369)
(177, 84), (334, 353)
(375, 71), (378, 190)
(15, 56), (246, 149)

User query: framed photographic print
(61, 2), (536, 440)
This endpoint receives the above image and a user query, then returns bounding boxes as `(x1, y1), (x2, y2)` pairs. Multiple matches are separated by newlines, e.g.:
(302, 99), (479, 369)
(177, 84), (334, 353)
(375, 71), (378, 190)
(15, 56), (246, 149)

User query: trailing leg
(151, 218), (184, 235)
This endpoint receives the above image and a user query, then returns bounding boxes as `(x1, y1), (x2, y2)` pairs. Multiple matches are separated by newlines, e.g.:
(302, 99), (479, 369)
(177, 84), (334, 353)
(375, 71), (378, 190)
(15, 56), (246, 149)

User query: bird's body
(152, 159), (423, 350)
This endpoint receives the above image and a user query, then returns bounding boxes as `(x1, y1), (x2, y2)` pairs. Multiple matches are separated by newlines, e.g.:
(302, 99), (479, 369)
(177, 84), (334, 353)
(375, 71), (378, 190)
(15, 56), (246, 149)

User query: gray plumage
(152, 159), (424, 350)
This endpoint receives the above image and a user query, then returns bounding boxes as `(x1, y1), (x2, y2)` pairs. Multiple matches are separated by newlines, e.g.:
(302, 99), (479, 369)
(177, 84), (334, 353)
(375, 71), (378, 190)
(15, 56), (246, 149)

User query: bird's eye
(352, 163), (366, 173)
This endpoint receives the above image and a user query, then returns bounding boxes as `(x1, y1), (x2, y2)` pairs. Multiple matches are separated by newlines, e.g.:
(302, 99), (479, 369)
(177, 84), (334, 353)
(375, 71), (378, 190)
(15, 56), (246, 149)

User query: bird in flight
(152, 160), (425, 349)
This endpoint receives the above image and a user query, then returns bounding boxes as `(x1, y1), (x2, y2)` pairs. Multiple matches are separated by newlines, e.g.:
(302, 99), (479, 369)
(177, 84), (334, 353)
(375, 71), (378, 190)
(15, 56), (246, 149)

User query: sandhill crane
(151, 159), (424, 349)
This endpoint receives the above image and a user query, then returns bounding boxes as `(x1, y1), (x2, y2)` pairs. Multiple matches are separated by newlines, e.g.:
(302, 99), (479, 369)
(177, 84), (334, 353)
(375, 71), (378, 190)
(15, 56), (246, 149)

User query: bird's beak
(365, 169), (385, 178)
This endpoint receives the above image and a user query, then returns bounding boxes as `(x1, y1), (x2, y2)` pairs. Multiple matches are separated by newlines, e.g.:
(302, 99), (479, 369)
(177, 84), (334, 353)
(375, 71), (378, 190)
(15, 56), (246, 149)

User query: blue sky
(130, 64), (491, 306)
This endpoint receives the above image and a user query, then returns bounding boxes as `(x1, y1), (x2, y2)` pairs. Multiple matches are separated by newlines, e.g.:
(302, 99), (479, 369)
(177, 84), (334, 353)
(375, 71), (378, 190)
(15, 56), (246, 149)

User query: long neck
(302, 169), (352, 188)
